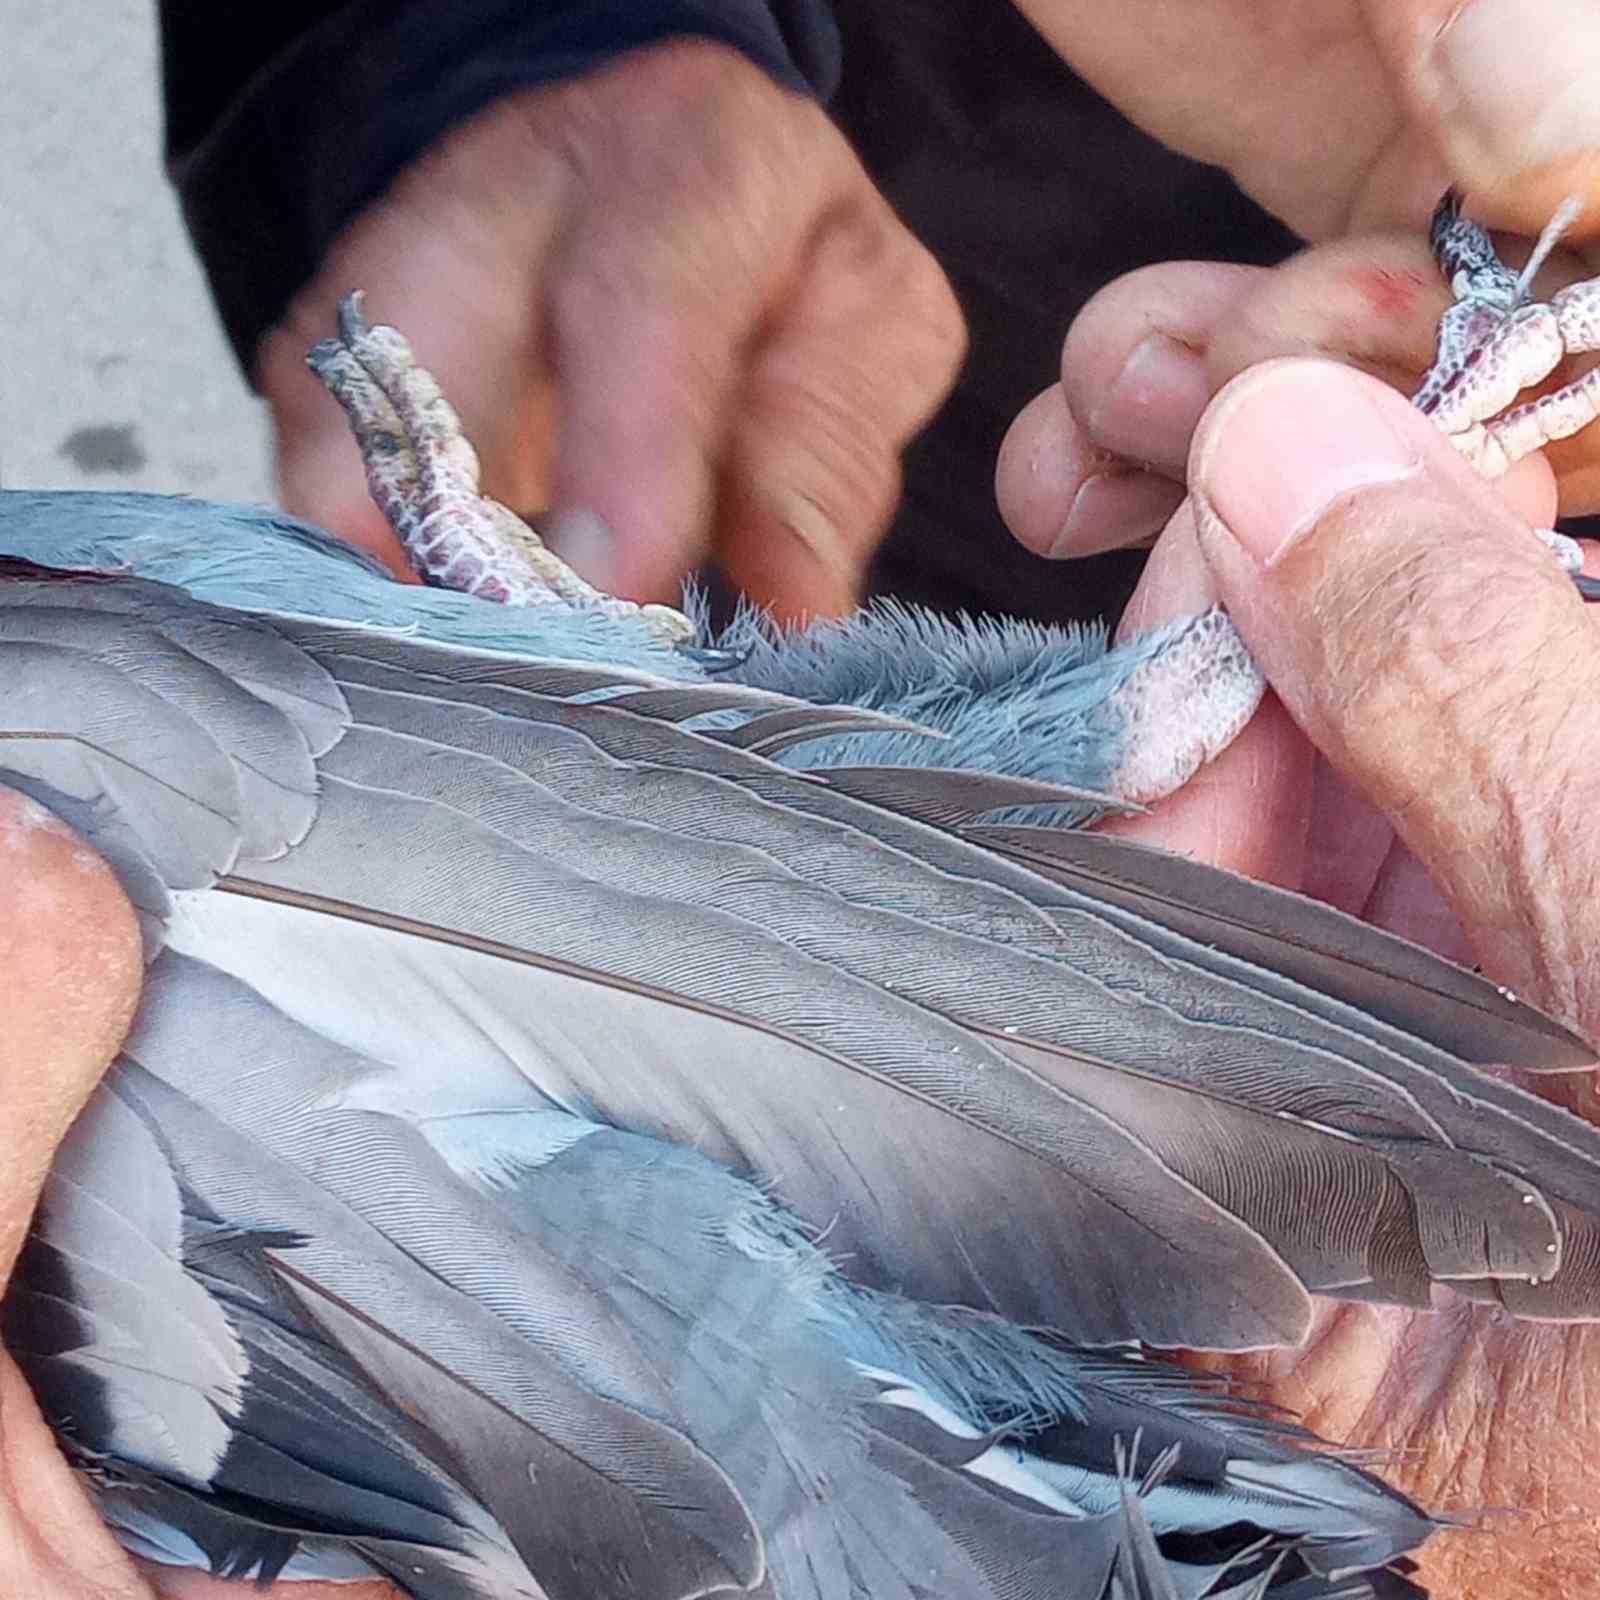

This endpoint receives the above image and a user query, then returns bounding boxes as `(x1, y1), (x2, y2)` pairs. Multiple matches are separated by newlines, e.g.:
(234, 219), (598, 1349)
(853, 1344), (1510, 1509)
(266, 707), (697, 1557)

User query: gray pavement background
(0, 0), (274, 502)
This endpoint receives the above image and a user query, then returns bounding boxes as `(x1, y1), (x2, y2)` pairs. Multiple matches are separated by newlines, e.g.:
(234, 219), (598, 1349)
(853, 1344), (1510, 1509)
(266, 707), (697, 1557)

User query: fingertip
(997, 385), (1184, 559)
(546, 354), (723, 605)
(1189, 358), (1429, 571)
(1061, 261), (1263, 472)
(1089, 331), (1215, 476)
(549, 401), (718, 604)
(540, 508), (625, 594)
(724, 522), (862, 625)
(996, 386), (1080, 555)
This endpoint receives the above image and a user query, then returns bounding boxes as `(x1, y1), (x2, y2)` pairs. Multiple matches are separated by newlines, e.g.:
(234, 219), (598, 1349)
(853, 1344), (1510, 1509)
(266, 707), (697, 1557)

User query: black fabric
(833, 1), (1298, 623)
(160, 0), (1300, 625)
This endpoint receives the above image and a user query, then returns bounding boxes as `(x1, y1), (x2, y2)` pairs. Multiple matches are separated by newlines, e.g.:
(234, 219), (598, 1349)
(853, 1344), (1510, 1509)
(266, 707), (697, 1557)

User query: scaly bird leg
(308, 294), (693, 643)
(1417, 191), (1600, 481)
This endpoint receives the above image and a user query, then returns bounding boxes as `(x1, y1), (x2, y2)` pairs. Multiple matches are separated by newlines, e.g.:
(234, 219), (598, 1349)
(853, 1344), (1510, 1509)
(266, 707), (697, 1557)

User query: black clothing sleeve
(159, 1), (841, 371)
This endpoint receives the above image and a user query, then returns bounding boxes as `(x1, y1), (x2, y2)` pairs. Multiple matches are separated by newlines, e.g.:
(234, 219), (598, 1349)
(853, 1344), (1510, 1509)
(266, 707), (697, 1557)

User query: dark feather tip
(675, 639), (754, 674)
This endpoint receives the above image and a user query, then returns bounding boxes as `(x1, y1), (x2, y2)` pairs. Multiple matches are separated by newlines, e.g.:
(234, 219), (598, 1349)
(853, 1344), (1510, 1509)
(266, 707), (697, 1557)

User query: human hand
(1013, 0), (1600, 242)
(1001, 0), (1600, 544)
(1046, 356), (1600, 1596)
(0, 816), (394, 1579)
(998, 221), (1600, 578)
(0, 792), (150, 1597)
(255, 39), (964, 624)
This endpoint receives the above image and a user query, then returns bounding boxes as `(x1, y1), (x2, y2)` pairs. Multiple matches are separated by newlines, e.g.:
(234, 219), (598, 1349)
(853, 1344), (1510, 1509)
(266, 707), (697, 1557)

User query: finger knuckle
(845, 219), (967, 385)
(896, 243), (969, 389)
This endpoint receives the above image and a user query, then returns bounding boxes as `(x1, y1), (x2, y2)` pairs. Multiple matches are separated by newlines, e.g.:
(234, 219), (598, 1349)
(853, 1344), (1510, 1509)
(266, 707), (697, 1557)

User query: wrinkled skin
(1070, 362), (1600, 1598)
(1015, 0), (1600, 242)
(1002, 0), (1600, 561)
(993, 18), (1600, 1554)
(258, 39), (968, 624)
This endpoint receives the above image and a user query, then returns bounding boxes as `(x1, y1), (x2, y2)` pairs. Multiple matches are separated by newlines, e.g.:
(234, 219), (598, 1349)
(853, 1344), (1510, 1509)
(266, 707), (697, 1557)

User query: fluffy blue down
(703, 595), (1179, 801)
(0, 492), (696, 677)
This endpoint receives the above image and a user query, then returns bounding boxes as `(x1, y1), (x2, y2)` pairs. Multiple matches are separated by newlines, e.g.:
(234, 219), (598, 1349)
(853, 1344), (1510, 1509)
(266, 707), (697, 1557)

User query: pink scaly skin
(308, 295), (695, 645)
(308, 203), (1597, 809)
(1416, 191), (1600, 492)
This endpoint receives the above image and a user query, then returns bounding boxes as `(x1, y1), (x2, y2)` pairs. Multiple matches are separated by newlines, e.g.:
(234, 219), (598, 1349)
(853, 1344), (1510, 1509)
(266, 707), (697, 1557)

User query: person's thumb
(1190, 357), (1600, 1040)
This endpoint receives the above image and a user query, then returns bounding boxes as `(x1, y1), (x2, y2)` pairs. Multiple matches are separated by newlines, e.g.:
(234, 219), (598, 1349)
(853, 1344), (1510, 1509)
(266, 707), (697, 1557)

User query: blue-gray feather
(1, 491), (1169, 810)
(4, 489), (1596, 1600)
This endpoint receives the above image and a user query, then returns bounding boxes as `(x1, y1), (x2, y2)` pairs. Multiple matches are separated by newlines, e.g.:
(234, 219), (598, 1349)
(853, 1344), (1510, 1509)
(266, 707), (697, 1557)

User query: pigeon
(1, 198), (1598, 1600)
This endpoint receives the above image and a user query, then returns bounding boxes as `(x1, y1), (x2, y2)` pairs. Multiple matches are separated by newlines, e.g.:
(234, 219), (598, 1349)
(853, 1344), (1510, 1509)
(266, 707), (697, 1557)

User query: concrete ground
(0, 0), (273, 502)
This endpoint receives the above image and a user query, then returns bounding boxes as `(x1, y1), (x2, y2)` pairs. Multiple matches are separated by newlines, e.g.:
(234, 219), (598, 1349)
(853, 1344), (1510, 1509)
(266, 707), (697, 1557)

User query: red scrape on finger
(1351, 267), (1432, 322)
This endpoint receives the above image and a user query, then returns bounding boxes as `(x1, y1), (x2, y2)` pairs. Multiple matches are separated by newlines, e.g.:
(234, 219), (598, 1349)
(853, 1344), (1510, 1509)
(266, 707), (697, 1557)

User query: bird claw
(1101, 197), (1599, 810)
(1420, 192), (1600, 478)
(674, 638), (755, 673)
(308, 293), (695, 645)
(1415, 191), (1598, 595)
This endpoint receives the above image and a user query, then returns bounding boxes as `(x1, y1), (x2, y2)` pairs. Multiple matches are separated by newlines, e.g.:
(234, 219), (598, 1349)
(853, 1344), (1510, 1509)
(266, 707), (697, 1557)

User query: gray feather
(966, 824), (1591, 1069)
(3, 491), (1595, 1600)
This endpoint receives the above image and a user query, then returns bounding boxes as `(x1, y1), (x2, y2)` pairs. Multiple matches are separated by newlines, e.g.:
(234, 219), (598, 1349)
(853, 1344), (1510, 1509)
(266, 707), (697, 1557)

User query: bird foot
(1100, 195), (1598, 813)
(1417, 192), (1600, 498)
(307, 295), (694, 644)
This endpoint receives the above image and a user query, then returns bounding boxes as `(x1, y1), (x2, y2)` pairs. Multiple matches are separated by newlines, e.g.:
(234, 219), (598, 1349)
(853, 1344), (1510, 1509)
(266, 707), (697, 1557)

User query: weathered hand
(999, 226), (1600, 585)
(256, 39), (965, 622)
(0, 805), (398, 1600)
(1085, 358), (1600, 1598)
(1002, 0), (1600, 542)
